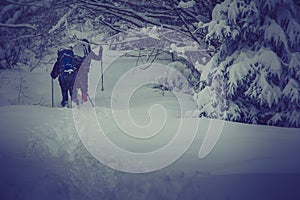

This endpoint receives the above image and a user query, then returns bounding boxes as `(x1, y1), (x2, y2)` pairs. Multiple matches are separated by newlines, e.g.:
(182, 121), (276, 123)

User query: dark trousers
(59, 73), (76, 104)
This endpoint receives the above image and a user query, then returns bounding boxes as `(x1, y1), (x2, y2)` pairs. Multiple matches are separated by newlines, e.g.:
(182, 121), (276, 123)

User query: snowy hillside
(1, 48), (300, 200)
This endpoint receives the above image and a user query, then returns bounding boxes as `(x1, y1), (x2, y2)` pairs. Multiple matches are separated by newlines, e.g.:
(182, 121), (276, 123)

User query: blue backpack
(57, 49), (76, 75)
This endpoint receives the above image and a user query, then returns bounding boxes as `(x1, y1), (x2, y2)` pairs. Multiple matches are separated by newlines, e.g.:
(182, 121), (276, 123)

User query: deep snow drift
(0, 48), (300, 200)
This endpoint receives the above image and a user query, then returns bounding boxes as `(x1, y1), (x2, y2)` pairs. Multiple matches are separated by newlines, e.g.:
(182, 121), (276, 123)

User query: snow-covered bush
(196, 0), (300, 127)
(155, 61), (200, 94)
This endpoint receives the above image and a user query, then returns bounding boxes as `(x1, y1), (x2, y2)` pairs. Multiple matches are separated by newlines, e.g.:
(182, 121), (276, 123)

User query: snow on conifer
(196, 0), (300, 127)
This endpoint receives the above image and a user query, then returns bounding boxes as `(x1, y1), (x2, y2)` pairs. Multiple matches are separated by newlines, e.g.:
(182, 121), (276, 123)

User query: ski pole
(51, 78), (54, 107)
(87, 94), (95, 107)
(101, 58), (104, 91)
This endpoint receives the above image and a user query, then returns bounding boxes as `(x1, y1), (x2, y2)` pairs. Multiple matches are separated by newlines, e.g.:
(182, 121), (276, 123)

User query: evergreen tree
(196, 0), (300, 127)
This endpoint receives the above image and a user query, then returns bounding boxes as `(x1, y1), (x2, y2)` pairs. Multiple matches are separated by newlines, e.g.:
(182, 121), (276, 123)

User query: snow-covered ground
(0, 48), (300, 200)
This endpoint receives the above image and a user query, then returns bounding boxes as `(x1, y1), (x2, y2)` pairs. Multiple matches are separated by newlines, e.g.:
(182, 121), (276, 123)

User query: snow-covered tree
(0, 0), (219, 69)
(196, 0), (300, 127)
(0, 1), (72, 69)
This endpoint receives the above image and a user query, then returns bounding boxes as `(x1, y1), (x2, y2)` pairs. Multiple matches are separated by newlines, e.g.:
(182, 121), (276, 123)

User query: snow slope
(0, 48), (300, 200)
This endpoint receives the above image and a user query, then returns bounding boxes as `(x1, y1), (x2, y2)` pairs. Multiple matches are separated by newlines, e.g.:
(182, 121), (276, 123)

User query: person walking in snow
(51, 48), (77, 107)
(73, 39), (103, 103)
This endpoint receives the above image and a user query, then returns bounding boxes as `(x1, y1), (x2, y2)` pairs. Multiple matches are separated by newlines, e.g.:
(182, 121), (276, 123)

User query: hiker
(73, 39), (103, 103)
(51, 48), (77, 107)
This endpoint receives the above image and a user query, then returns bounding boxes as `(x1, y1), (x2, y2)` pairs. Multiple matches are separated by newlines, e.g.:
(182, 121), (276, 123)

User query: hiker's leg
(70, 74), (79, 105)
(80, 71), (89, 102)
(69, 83), (75, 103)
(59, 78), (68, 107)
(72, 88), (80, 104)
(73, 72), (80, 99)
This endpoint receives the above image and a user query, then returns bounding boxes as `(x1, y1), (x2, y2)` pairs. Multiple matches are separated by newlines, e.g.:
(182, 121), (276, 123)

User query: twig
(146, 48), (156, 63)
(135, 50), (141, 66)
(140, 49), (160, 70)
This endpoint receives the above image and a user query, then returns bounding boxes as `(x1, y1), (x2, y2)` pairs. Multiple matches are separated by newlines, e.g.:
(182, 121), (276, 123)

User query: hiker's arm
(89, 46), (103, 61)
(50, 61), (59, 79)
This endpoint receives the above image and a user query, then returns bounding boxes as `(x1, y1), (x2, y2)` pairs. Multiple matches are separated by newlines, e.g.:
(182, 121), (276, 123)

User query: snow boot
(61, 101), (68, 107)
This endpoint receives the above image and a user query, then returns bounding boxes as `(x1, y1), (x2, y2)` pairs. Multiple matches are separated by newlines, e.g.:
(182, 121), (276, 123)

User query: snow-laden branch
(4, 0), (48, 8)
(11, 33), (42, 41)
(79, 0), (213, 46)
(83, 1), (159, 27)
(178, 0), (196, 9)
(0, 23), (37, 30)
(81, 0), (183, 29)
(48, 5), (77, 34)
(83, 2), (188, 39)
(98, 18), (126, 33)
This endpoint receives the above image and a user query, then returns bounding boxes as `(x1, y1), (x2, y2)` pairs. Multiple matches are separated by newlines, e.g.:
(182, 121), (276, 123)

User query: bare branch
(175, 9), (203, 46)
(98, 19), (125, 33)
(0, 23), (37, 30)
(78, 0), (213, 47)
(48, 5), (77, 34)
(4, 0), (48, 8)
(11, 33), (42, 42)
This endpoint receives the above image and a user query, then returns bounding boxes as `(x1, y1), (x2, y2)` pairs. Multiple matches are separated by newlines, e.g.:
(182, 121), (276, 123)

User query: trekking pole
(101, 58), (104, 91)
(51, 78), (54, 107)
(99, 46), (104, 91)
(87, 94), (95, 107)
